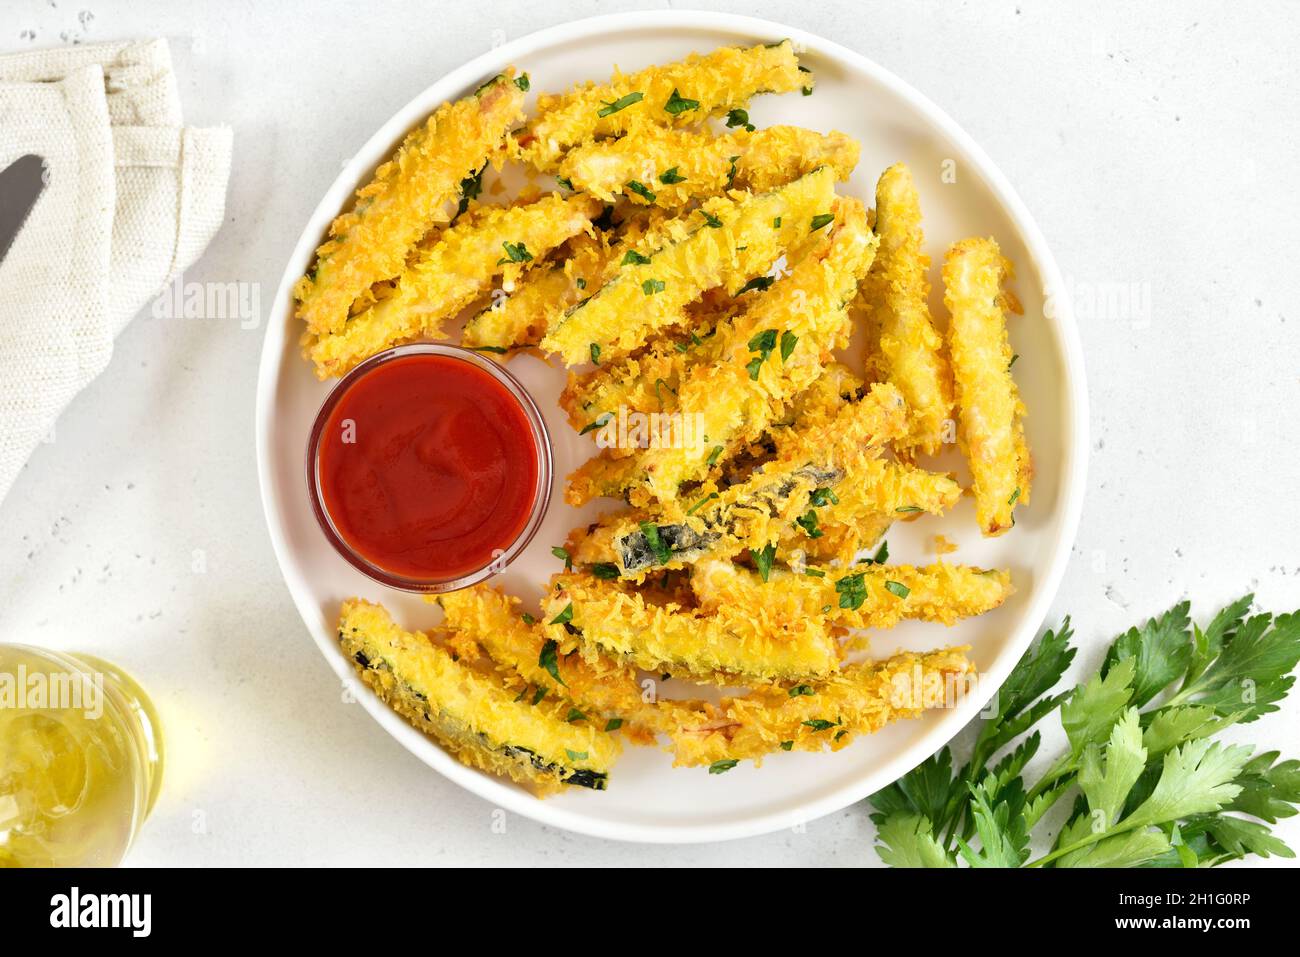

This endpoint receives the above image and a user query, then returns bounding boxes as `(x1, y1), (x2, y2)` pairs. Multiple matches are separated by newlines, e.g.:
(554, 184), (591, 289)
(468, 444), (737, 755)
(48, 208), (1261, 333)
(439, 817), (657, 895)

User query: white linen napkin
(0, 38), (232, 501)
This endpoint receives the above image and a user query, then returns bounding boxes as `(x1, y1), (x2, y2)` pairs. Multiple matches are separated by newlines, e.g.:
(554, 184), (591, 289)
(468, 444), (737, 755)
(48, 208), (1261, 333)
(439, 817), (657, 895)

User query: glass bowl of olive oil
(0, 646), (163, 867)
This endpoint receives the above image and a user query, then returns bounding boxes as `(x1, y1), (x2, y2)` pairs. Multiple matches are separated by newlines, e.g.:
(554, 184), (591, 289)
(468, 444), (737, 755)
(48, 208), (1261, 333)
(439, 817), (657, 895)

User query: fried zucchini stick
(857, 163), (955, 456)
(690, 558), (1012, 630)
(310, 193), (602, 377)
(566, 198), (877, 507)
(944, 237), (1032, 535)
(559, 125), (858, 208)
(540, 167), (837, 365)
(435, 585), (659, 740)
(338, 599), (618, 795)
(659, 647), (974, 767)
(460, 231), (618, 354)
(516, 40), (808, 172)
(296, 75), (525, 340)
(541, 572), (840, 684)
(579, 383), (908, 576)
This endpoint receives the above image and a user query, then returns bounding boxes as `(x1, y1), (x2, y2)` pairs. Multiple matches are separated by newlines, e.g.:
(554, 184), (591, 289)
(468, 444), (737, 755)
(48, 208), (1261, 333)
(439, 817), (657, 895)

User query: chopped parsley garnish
(597, 91), (643, 116)
(626, 179), (657, 203)
(809, 487), (839, 507)
(709, 759), (740, 774)
(1008, 487), (1021, 506)
(521, 612), (537, 625)
(457, 166), (484, 215)
(566, 708), (587, 723)
(590, 562), (620, 580)
(835, 572), (867, 610)
(789, 684), (815, 697)
(556, 175), (574, 190)
(779, 740), (794, 751)
(706, 445), (724, 467)
(622, 249), (651, 266)
(659, 166), (687, 184)
(746, 328), (778, 379)
(796, 509), (823, 539)
(699, 210), (723, 228)
(725, 154), (740, 187)
(590, 343), (601, 365)
(549, 603), (574, 626)
(663, 88), (699, 115)
(735, 275), (775, 296)
(576, 277), (586, 289)
(804, 568), (826, 578)
(1009, 353), (1020, 369)
(803, 718), (838, 732)
(810, 213), (835, 232)
(686, 492), (719, 516)
(514, 73), (530, 91)
(498, 240), (533, 264)
(551, 546), (573, 570)
(539, 639), (565, 685)
(773, 216), (782, 228)
(579, 412), (612, 436)
(604, 718), (623, 732)
(780, 330), (798, 361)
(859, 540), (890, 565)
(753, 543), (777, 582)
(725, 108), (756, 132)
(531, 686), (547, 705)
(642, 278), (665, 296)
(639, 522), (672, 564)
(885, 580), (911, 599)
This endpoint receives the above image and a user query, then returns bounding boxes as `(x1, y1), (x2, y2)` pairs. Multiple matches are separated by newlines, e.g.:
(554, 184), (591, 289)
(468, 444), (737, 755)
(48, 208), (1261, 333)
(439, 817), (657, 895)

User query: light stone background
(2, 0), (1297, 867)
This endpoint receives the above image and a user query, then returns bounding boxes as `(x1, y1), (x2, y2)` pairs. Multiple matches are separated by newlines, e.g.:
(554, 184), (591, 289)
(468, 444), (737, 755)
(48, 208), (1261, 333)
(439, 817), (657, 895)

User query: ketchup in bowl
(307, 345), (552, 592)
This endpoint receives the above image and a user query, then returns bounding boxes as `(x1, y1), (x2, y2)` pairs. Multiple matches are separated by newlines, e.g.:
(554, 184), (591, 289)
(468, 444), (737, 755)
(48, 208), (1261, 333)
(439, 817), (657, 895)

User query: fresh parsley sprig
(868, 596), (1300, 867)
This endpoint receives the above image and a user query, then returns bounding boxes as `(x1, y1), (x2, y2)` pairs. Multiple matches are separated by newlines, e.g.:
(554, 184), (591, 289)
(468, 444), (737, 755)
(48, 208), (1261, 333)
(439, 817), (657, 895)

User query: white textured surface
(2, 0), (1297, 867)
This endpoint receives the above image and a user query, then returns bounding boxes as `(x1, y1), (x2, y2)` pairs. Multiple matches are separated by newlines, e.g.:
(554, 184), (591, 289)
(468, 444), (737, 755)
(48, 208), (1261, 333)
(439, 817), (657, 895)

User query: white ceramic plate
(256, 11), (1088, 843)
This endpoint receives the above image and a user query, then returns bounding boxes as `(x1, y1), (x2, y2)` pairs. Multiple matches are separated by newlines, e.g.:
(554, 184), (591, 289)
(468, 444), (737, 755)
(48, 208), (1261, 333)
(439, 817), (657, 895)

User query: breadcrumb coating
(435, 584), (659, 740)
(338, 598), (619, 795)
(540, 167), (837, 365)
(516, 40), (808, 172)
(944, 236), (1032, 535)
(690, 558), (1013, 630)
(565, 199), (877, 507)
(296, 75), (525, 340)
(309, 193), (601, 377)
(857, 163), (955, 456)
(658, 647), (974, 766)
(541, 572), (841, 684)
(560, 124), (858, 208)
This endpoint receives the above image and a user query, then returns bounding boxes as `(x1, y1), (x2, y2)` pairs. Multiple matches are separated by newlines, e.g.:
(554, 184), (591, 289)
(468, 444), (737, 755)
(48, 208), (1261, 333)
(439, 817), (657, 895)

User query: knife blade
(0, 154), (48, 267)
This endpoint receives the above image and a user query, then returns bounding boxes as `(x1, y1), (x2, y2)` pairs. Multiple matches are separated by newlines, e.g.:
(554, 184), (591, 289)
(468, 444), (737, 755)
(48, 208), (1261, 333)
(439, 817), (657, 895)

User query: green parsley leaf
(538, 638), (565, 685)
(810, 212), (835, 232)
(498, 240), (533, 264)
(709, 759), (740, 774)
(642, 278), (665, 296)
(699, 209), (723, 228)
(514, 74), (530, 92)
(789, 684), (815, 697)
(885, 580), (911, 599)
(626, 179), (656, 203)
(659, 166), (686, 184)
(578, 412), (612, 436)
(604, 718), (624, 732)
(597, 91), (643, 116)
(549, 603), (574, 626)
(622, 249), (651, 266)
(725, 108), (755, 132)
(663, 88), (699, 115)
(752, 543), (777, 582)
(780, 329), (798, 361)
(835, 572), (867, 610)
(589, 562), (620, 580)
(735, 275), (775, 295)
(551, 546), (572, 570)
(589, 342), (601, 365)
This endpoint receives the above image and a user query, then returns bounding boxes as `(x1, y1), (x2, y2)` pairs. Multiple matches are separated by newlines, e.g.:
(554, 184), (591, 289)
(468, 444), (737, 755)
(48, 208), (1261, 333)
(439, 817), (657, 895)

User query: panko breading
(944, 236), (1032, 535)
(565, 198), (877, 507)
(540, 167), (837, 365)
(658, 647), (974, 766)
(516, 40), (808, 172)
(460, 231), (618, 354)
(338, 598), (618, 795)
(296, 75), (525, 341)
(690, 558), (1013, 630)
(435, 584), (658, 740)
(541, 572), (841, 684)
(588, 383), (909, 576)
(559, 125), (859, 208)
(309, 193), (602, 377)
(857, 163), (954, 456)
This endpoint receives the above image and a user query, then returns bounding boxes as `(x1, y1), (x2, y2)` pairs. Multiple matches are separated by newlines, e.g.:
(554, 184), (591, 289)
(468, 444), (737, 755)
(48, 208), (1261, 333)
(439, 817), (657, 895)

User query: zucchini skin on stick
(516, 40), (809, 172)
(559, 125), (858, 208)
(859, 163), (955, 456)
(541, 573), (841, 684)
(690, 559), (1013, 630)
(435, 585), (659, 739)
(310, 192), (602, 377)
(566, 198), (878, 507)
(944, 237), (1032, 536)
(296, 75), (525, 341)
(659, 647), (974, 767)
(540, 166), (837, 366)
(587, 382), (909, 576)
(338, 598), (618, 795)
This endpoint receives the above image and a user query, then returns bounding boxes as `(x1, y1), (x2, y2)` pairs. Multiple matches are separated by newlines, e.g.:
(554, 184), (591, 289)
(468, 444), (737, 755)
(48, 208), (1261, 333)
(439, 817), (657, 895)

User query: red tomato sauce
(317, 354), (539, 580)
